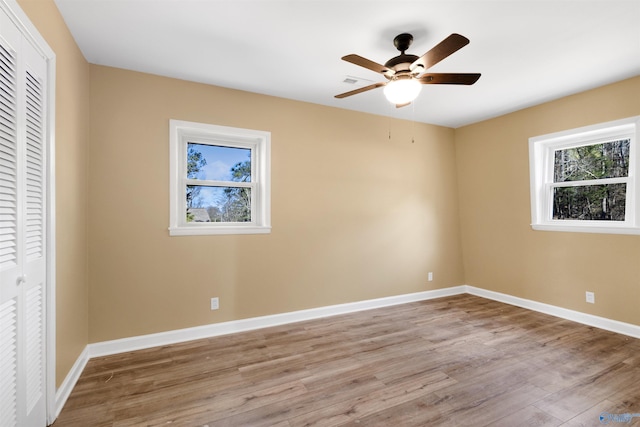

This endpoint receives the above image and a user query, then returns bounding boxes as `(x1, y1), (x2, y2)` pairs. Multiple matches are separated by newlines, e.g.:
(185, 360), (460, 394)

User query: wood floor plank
(332, 393), (456, 427)
(52, 294), (640, 427)
(534, 362), (640, 422)
(561, 398), (640, 427)
(206, 374), (386, 427)
(491, 405), (563, 427)
(116, 380), (308, 426)
(287, 370), (457, 427)
(445, 382), (550, 426)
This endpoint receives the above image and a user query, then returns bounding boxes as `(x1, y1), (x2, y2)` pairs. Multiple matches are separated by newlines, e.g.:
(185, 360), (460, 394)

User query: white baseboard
(86, 284), (640, 359)
(88, 286), (467, 358)
(465, 285), (640, 339)
(54, 345), (89, 420)
(55, 284), (640, 423)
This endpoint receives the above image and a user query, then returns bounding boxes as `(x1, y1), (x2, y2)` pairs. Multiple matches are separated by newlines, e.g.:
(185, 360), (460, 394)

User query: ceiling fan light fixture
(383, 77), (422, 105)
(335, 33), (479, 103)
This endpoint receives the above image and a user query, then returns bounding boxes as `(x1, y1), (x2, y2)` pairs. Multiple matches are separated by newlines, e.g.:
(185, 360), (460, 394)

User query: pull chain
(411, 102), (416, 143)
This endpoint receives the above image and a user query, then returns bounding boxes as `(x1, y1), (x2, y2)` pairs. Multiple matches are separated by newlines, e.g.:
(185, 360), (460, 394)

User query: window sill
(531, 223), (640, 235)
(169, 225), (272, 236)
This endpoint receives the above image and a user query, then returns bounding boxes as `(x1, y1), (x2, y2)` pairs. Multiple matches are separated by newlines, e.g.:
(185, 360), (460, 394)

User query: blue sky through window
(188, 143), (251, 182)
(187, 143), (252, 213)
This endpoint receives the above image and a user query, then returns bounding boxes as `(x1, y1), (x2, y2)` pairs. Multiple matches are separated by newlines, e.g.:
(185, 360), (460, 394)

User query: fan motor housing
(384, 54), (419, 71)
(385, 33), (421, 78)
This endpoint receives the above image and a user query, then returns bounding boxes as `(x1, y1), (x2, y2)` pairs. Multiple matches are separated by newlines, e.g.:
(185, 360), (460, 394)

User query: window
(529, 116), (640, 235)
(169, 120), (271, 235)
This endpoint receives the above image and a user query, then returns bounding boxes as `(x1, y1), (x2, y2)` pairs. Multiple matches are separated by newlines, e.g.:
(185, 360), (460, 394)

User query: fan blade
(335, 82), (386, 99)
(396, 102), (411, 108)
(418, 73), (481, 85)
(342, 54), (394, 76)
(410, 33), (470, 72)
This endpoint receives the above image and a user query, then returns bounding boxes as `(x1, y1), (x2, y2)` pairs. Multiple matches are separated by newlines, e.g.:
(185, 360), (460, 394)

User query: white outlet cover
(211, 297), (219, 310)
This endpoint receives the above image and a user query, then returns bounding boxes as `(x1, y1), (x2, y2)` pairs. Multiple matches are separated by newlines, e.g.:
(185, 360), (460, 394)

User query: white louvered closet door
(0, 7), (47, 427)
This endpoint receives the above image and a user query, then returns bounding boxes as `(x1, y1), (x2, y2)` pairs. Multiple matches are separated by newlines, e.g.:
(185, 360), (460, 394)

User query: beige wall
(455, 76), (640, 326)
(17, 0), (90, 387)
(87, 65), (465, 342)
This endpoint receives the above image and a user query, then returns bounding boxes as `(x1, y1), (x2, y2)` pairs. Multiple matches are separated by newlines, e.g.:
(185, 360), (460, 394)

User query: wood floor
(52, 294), (640, 427)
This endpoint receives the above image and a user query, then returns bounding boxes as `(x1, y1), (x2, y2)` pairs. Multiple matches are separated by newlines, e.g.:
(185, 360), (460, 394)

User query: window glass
(553, 139), (630, 182)
(187, 143), (251, 182)
(552, 184), (626, 221)
(186, 185), (252, 223)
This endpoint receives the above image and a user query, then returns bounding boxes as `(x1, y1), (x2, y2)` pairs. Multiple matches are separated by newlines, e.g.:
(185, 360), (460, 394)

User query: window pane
(552, 183), (626, 221)
(187, 143), (251, 182)
(554, 139), (630, 182)
(186, 185), (251, 223)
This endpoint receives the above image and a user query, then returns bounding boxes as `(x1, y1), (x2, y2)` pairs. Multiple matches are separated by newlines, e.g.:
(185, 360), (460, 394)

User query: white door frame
(0, 1), (56, 424)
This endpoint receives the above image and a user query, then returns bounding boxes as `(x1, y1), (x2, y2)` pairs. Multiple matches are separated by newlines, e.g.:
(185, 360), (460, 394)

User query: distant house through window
(529, 116), (640, 235)
(169, 120), (271, 236)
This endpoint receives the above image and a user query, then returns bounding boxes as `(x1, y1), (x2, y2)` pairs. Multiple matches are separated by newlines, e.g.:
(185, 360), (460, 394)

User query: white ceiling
(53, 0), (640, 128)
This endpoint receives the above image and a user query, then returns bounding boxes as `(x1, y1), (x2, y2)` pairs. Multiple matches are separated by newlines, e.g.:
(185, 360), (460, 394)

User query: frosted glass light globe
(383, 78), (422, 104)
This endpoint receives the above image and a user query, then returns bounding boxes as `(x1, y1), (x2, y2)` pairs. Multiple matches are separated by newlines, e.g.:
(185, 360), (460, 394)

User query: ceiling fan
(335, 33), (480, 107)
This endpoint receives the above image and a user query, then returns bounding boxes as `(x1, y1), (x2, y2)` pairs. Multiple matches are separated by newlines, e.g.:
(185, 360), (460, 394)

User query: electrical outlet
(428, 272), (433, 282)
(210, 297), (219, 310)
(586, 291), (595, 304)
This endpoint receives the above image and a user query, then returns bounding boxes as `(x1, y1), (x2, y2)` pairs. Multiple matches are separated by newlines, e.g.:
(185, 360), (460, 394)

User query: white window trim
(529, 116), (640, 235)
(169, 120), (271, 236)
